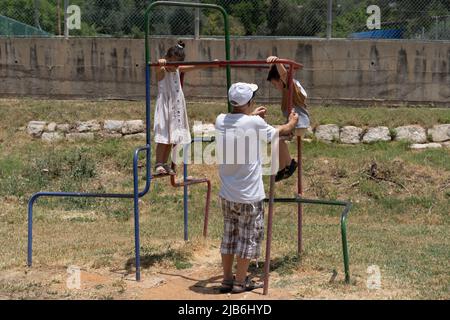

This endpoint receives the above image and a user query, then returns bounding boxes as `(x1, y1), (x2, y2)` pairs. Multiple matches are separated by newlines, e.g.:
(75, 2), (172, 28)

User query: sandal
(218, 278), (234, 293)
(231, 276), (263, 294)
(163, 164), (176, 176)
(154, 163), (168, 176)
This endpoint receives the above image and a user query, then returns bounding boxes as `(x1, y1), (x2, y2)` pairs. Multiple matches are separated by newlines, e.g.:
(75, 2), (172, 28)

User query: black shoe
(283, 159), (298, 180)
(275, 168), (286, 182)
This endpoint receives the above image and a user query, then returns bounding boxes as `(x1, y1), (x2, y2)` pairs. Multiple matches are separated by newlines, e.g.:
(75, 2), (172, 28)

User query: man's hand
(277, 111), (299, 136)
(158, 59), (167, 66)
(267, 56), (279, 64)
(288, 110), (299, 125)
(252, 106), (267, 119)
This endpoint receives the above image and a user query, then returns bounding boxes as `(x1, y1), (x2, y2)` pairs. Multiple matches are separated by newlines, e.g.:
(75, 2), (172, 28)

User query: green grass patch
(0, 99), (449, 299)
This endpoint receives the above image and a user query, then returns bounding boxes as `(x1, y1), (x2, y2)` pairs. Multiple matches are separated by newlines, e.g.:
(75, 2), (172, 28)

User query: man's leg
(222, 254), (234, 282)
(232, 201), (264, 293)
(235, 256), (251, 284)
(220, 198), (238, 290)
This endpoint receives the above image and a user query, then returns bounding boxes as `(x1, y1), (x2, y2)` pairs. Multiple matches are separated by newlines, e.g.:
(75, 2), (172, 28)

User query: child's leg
(295, 128), (307, 137)
(155, 143), (175, 174)
(163, 144), (173, 164)
(155, 143), (173, 163)
(279, 140), (292, 169)
(155, 143), (167, 165)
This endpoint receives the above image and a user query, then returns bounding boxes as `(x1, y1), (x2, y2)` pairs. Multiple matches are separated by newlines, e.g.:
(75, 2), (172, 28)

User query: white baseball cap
(228, 82), (259, 107)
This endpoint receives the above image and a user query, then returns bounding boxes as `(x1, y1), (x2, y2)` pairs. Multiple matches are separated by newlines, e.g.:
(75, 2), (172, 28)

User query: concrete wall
(0, 37), (449, 106)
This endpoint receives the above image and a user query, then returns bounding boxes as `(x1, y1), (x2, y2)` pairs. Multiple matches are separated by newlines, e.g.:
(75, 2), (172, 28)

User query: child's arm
(179, 59), (220, 73)
(267, 56), (288, 84)
(156, 59), (167, 81)
(268, 56), (308, 107)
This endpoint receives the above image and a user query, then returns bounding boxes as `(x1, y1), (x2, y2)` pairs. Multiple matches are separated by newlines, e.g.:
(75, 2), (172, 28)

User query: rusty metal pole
(56, 0), (61, 36)
(203, 180), (211, 237)
(297, 136), (303, 254)
(285, 60), (303, 255)
(263, 175), (275, 295)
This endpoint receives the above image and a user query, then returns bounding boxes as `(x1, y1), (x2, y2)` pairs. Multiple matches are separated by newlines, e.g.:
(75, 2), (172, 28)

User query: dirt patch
(0, 245), (411, 300)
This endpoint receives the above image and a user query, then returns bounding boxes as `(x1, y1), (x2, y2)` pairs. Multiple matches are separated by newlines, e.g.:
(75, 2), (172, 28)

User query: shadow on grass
(188, 274), (265, 296)
(126, 251), (302, 295)
(189, 254), (302, 295)
(248, 254), (302, 275)
(124, 247), (192, 272)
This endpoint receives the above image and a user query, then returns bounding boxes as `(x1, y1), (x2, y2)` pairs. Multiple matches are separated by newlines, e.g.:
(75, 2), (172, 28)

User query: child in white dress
(154, 41), (215, 175)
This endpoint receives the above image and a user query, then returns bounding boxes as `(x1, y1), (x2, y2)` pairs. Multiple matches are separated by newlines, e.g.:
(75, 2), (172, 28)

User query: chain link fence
(0, 0), (449, 40)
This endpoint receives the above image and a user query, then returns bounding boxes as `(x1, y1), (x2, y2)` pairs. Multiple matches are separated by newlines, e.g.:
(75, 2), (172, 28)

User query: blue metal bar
(27, 145), (152, 276)
(133, 147), (143, 281)
(146, 64), (151, 147)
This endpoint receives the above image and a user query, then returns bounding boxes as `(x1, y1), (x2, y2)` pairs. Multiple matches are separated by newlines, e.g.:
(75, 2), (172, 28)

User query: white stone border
(25, 121), (450, 149)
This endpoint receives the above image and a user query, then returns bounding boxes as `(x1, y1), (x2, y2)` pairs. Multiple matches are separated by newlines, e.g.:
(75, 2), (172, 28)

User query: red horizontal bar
(148, 59), (304, 69)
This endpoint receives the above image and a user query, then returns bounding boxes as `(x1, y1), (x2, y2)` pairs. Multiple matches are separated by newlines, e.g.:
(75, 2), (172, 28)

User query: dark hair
(166, 40), (186, 61)
(267, 65), (280, 81)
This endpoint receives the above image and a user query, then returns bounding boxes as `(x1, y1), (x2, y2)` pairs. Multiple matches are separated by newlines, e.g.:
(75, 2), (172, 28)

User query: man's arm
(277, 111), (298, 136)
(251, 106), (267, 119)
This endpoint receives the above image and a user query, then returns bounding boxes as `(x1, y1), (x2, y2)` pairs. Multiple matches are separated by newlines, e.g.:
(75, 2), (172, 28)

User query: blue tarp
(0, 15), (51, 37)
(349, 29), (404, 39)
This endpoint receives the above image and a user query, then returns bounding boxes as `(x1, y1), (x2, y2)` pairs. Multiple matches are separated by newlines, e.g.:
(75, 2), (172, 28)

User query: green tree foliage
(169, 8), (195, 35)
(0, 0), (56, 34)
(201, 10), (246, 36)
(267, 0), (282, 35)
(229, 0), (267, 35)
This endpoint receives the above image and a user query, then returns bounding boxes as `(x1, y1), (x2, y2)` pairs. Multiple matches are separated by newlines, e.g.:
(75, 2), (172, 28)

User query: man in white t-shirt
(215, 82), (298, 293)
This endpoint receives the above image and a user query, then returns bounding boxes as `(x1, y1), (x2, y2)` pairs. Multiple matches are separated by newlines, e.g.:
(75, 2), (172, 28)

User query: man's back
(215, 113), (276, 204)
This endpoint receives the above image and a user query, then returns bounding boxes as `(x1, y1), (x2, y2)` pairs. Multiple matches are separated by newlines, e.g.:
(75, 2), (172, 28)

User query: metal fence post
(435, 16), (439, 40)
(64, 0), (69, 39)
(195, 0), (200, 39)
(34, 0), (42, 30)
(57, 0), (61, 36)
(327, 0), (333, 39)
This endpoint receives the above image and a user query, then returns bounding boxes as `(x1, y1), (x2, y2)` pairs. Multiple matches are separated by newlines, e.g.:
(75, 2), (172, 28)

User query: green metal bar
(223, 13), (232, 112)
(144, 1), (232, 111)
(341, 203), (352, 283)
(265, 197), (349, 207)
(264, 196), (351, 284)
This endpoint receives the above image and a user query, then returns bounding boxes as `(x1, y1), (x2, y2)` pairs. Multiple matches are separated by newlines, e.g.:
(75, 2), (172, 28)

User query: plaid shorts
(220, 197), (265, 260)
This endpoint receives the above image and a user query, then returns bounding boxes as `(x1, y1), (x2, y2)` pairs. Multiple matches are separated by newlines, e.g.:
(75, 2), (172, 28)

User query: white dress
(154, 69), (191, 145)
